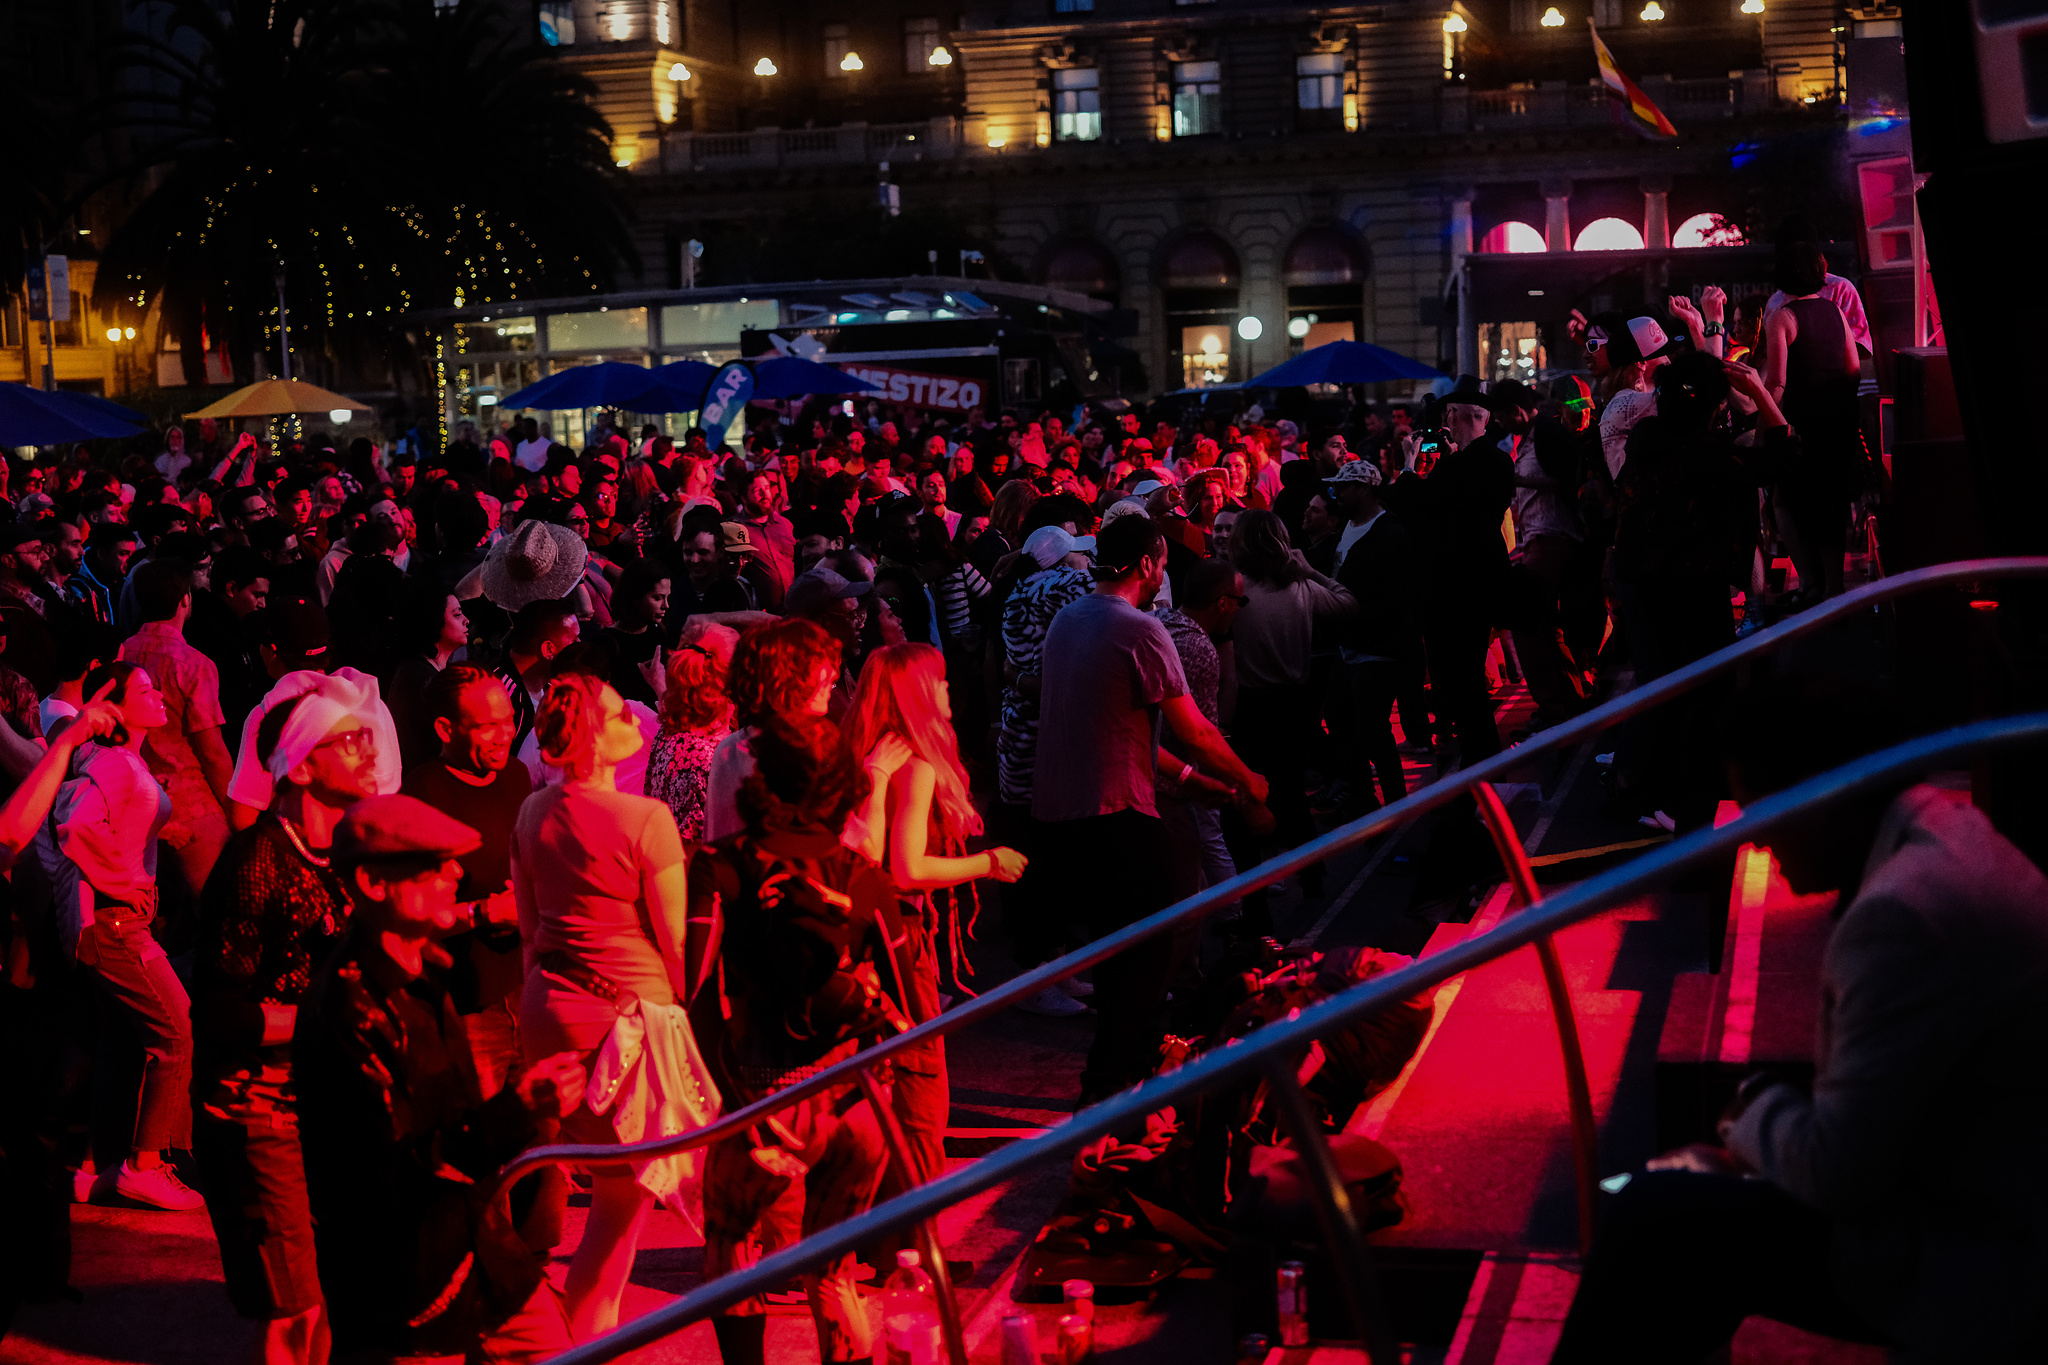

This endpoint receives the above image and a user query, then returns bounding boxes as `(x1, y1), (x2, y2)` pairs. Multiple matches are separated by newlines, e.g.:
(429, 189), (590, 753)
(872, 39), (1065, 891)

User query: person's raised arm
(1161, 693), (1269, 805)
(1700, 286), (1727, 360)
(0, 689), (119, 866)
(1667, 293), (1708, 353)
(888, 758), (1025, 891)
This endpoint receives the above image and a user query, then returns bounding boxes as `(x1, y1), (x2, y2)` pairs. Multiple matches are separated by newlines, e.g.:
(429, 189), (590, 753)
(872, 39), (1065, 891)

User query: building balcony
(654, 117), (962, 173)
(1444, 71), (1783, 134)
(644, 73), (1793, 175)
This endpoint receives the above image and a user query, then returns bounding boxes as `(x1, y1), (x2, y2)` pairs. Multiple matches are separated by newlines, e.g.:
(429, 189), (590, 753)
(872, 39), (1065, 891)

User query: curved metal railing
(499, 557), (2048, 1362)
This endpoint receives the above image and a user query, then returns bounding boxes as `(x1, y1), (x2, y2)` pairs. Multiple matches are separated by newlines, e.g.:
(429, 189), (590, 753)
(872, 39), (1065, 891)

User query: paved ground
(5, 673), (1774, 1365)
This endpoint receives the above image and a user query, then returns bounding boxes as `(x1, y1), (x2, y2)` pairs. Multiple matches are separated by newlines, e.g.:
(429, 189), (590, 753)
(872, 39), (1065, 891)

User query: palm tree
(93, 0), (633, 386)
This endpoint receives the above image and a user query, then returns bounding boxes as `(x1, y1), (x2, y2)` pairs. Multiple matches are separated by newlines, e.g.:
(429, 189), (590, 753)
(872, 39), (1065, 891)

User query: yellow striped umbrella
(185, 379), (372, 420)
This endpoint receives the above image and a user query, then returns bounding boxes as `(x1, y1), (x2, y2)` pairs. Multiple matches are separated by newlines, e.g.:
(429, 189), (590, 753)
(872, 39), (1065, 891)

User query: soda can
(1000, 1313), (1038, 1365)
(1276, 1261), (1309, 1348)
(1056, 1312), (1093, 1363)
(1062, 1279), (1096, 1323)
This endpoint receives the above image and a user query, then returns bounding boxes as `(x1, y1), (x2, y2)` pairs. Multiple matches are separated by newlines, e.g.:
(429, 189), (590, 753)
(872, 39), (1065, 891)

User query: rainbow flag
(1589, 20), (1677, 139)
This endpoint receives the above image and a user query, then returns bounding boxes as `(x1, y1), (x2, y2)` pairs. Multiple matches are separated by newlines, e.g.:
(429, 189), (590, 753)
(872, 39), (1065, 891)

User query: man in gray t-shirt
(1033, 515), (1267, 1103)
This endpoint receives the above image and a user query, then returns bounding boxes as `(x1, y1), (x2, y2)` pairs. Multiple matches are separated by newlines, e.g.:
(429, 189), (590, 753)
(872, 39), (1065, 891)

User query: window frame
(824, 23), (852, 77)
(1296, 52), (1344, 110)
(1171, 59), (1223, 138)
(903, 17), (942, 73)
(1053, 66), (1103, 142)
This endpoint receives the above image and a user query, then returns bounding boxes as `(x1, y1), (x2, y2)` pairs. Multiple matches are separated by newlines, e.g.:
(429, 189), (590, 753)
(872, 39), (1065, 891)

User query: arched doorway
(1282, 225), (1370, 354)
(1037, 237), (1122, 302)
(1161, 232), (1241, 387)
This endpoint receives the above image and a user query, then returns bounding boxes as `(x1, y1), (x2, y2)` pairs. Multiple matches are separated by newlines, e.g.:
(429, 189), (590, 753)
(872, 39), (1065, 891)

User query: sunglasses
(1563, 397), (1593, 411)
(1584, 333), (1608, 353)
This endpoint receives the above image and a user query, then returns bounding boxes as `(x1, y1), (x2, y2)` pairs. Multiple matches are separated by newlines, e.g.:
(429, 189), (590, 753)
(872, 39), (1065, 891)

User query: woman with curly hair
(513, 674), (719, 1341)
(643, 622), (737, 841)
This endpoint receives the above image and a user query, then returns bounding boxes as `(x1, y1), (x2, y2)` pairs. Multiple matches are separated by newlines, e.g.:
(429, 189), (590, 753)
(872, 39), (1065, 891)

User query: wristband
(1178, 762), (1196, 784)
(1702, 321), (1724, 337)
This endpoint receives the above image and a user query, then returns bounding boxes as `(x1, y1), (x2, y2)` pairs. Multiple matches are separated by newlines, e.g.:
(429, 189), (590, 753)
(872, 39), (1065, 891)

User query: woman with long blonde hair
(843, 643), (1023, 1224)
(514, 674), (719, 1341)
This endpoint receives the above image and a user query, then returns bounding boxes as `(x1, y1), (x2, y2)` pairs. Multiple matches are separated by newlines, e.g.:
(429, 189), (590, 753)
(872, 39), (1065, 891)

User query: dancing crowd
(0, 228), (1881, 1365)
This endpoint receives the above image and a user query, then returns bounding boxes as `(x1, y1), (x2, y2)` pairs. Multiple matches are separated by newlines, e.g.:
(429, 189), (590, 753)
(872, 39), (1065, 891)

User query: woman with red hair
(843, 644), (1024, 1217)
(513, 674), (719, 1341)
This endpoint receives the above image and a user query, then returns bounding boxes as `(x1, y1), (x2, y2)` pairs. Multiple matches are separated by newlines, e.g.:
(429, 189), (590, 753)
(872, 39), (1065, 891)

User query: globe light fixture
(329, 408), (353, 425)
(1443, 13), (1468, 32)
(1237, 316), (1264, 342)
(1639, 1), (1664, 17)
(1740, 0), (1764, 11)
(106, 326), (121, 342)
(840, 50), (864, 72)
(753, 56), (777, 76)
(1287, 316), (1312, 339)
(928, 45), (953, 66)
(124, 327), (135, 340)
(1540, 6), (1566, 25)
(668, 61), (691, 81)
(1200, 333), (1224, 356)
(986, 132), (1007, 149)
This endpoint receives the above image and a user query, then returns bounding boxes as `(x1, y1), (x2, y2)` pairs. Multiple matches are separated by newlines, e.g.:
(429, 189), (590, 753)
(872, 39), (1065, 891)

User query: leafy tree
(92, 0), (633, 385)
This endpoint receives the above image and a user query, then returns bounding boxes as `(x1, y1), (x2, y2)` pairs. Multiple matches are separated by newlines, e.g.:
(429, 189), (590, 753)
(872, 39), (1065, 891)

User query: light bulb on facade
(1237, 316), (1264, 341)
(1287, 316), (1311, 338)
(1740, 0), (1764, 11)
(840, 51), (863, 72)
(1200, 334), (1223, 356)
(753, 57), (777, 76)
(329, 409), (353, 424)
(1540, 6), (1565, 25)
(1640, 1), (1664, 17)
(928, 45), (953, 66)
(669, 62), (691, 81)
(106, 327), (122, 342)
(1443, 13), (1468, 32)
(124, 327), (135, 340)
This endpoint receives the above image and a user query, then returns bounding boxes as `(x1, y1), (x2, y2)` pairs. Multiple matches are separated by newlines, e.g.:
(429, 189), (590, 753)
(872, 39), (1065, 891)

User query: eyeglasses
(315, 726), (375, 759)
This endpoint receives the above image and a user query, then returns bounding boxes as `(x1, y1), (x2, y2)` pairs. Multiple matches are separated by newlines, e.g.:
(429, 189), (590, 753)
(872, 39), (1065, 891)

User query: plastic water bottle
(882, 1250), (942, 1365)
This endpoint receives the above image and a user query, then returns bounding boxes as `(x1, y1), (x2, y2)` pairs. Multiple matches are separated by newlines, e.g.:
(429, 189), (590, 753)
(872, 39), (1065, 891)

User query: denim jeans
(76, 906), (192, 1153)
(194, 1069), (325, 1320)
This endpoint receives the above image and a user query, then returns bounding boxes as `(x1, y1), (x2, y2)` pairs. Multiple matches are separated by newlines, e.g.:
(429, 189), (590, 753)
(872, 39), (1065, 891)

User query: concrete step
(1654, 802), (1835, 1150)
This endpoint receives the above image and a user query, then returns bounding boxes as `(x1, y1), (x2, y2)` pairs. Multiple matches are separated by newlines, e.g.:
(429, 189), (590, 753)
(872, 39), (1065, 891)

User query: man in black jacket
(1328, 461), (1423, 810)
(1379, 377), (1514, 764)
(294, 796), (587, 1365)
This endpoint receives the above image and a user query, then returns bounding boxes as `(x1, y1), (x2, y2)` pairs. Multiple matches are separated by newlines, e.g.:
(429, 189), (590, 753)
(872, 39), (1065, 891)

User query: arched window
(1282, 226), (1369, 353)
(1161, 232), (1241, 387)
(1038, 238), (1121, 301)
(1573, 217), (1646, 251)
(1478, 220), (1546, 253)
(1672, 212), (1747, 247)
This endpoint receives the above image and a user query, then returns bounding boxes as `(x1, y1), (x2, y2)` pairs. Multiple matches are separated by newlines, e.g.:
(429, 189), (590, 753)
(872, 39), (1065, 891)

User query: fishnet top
(192, 813), (353, 1082)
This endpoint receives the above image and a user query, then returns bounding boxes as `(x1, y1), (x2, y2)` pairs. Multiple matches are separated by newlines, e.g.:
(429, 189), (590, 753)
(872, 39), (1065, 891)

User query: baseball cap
(1325, 460), (1383, 489)
(1021, 524), (1097, 570)
(784, 565), (874, 618)
(1587, 315), (1678, 367)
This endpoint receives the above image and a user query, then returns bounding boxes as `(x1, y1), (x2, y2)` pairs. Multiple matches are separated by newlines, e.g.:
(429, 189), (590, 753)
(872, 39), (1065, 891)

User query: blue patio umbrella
(0, 382), (147, 446)
(498, 361), (672, 411)
(749, 354), (881, 400)
(637, 360), (721, 411)
(1246, 340), (1442, 388)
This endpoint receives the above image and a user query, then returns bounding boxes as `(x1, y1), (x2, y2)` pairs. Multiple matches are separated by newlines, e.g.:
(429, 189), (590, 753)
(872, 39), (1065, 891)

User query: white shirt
(315, 543), (351, 606)
(1335, 508), (1384, 570)
(1600, 387), (1658, 480)
(154, 450), (192, 483)
(513, 438), (551, 473)
(1512, 438), (1581, 543)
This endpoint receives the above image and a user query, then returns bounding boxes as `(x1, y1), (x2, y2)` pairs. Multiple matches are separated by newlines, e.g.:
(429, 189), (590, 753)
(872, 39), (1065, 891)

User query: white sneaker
(1058, 977), (1094, 999)
(114, 1160), (205, 1211)
(1017, 985), (1089, 1017)
(70, 1162), (101, 1204)
(1638, 810), (1677, 834)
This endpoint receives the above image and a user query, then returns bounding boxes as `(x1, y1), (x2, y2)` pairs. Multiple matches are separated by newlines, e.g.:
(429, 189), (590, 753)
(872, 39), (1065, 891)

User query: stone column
(1642, 174), (1671, 248)
(1451, 193), (1477, 377)
(1541, 175), (1572, 252)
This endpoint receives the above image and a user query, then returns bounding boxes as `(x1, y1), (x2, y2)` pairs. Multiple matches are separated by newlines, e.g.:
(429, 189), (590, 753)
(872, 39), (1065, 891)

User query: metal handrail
(497, 558), (2048, 1200)
(533, 711), (2048, 1365)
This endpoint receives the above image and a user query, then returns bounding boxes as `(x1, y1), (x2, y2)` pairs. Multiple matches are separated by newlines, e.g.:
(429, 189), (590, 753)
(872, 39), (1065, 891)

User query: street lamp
(668, 61), (691, 81)
(1639, 1), (1665, 17)
(1740, 0), (1764, 11)
(1237, 315), (1263, 377)
(1287, 316), (1311, 339)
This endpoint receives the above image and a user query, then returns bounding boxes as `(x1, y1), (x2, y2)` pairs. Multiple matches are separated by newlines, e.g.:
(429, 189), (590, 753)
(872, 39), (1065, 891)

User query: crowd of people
(0, 221), (1891, 1364)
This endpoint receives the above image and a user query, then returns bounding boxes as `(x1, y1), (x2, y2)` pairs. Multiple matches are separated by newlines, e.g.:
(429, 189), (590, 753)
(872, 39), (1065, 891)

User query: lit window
(904, 17), (942, 72)
(1573, 217), (1647, 251)
(824, 23), (851, 76)
(1672, 212), (1747, 247)
(1297, 52), (1343, 110)
(1054, 0), (1094, 11)
(1172, 60), (1222, 137)
(1054, 68), (1102, 141)
(538, 1), (575, 46)
(1480, 221), (1547, 253)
